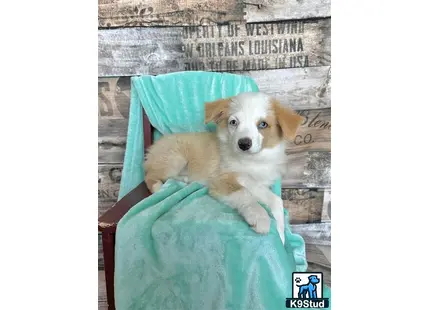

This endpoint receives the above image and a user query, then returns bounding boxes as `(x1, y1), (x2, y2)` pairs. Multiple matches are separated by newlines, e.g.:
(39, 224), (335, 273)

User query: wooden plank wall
(99, 19), (330, 76)
(98, 0), (330, 28)
(98, 0), (331, 292)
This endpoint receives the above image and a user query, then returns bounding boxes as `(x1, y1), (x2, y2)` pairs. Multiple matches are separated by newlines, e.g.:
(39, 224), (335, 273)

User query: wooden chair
(98, 107), (154, 310)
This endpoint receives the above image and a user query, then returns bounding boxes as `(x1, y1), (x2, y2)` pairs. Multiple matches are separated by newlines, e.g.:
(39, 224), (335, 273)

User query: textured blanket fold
(115, 71), (329, 310)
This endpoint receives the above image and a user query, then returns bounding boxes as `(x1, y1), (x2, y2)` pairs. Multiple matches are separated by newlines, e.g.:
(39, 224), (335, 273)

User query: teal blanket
(115, 72), (330, 309)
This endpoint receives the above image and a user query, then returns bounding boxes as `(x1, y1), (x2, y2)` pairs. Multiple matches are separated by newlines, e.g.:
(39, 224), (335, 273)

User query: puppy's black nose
(238, 138), (252, 151)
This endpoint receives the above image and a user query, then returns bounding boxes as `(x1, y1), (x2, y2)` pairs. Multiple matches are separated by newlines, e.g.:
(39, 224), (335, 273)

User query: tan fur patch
(209, 173), (243, 197)
(258, 113), (284, 148)
(204, 98), (231, 124)
(144, 132), (221, 190)
(271, 99), (304, 140)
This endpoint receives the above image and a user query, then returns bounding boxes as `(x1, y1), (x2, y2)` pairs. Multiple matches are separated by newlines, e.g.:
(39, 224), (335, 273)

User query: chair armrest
(98, 181), (151, 233)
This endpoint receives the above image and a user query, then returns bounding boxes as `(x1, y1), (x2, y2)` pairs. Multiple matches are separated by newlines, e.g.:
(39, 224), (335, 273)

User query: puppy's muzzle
(238, 137), (252, 151)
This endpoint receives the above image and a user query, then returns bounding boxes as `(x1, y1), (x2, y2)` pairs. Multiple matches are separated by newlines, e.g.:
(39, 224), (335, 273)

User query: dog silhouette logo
(286, 272), (329, 308)
(296, 274), (320, 298)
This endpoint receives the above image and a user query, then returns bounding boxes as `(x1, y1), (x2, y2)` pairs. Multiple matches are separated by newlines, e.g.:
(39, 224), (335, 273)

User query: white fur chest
(232, 160), (280, 186)
(220, 143), (286, 187)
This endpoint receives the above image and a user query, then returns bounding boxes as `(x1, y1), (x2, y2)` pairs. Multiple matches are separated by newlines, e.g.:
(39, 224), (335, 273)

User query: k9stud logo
(286, 272), (329, 308)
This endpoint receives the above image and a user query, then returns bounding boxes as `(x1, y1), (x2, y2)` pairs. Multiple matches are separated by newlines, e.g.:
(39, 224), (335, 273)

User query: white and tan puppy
(144, 92), (304, 244)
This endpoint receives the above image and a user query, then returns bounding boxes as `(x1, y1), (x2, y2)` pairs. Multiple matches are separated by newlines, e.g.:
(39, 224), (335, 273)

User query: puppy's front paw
(271, 196), (286, 245)
(152, 180), (163, 193)
(242, 205), (271, 234)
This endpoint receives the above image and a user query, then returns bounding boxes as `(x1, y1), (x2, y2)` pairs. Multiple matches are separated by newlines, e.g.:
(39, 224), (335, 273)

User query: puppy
(143, 92), (304, 244)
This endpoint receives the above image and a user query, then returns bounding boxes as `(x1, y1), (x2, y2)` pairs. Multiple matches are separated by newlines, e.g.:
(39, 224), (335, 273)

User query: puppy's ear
(204, 98), (230, 124)
(272, 99), (304, 140)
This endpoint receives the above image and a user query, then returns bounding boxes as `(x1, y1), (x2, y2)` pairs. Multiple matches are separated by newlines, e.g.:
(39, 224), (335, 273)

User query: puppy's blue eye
(258, 121), (268, 129)
(229, 119), (238, 126)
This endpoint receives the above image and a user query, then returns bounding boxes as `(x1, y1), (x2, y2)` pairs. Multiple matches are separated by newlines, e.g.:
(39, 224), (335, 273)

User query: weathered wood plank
(98, 270), (108, 309)
(98, 0), (245, 28)
(182, 19), (330, 72)
(98, 121), (128, 163)
(98, 0), (332, 28)
(244, 1), (331, 23)
(306, 244), (331, 269)
(98, 165), (122, 201)
(282, 189), (325, 224)
(99, 19), (330, 76)
(98, 233), (105, 270)
(291, 222), (331, 245)
(283, 151), (330, 188)
(98, 27), (183, 76)
(98, 77), (130, 119)
(98, 66), (331, 114)
(98, 76), (130, 163)
(246, 66), (331, 109)
(321, 189), (331, 222)
(287, 108), (331, 153)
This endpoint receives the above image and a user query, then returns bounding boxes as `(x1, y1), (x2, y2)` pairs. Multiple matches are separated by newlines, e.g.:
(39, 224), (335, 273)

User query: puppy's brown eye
(258, 121), (268, 129)
(229, 119), (238, 126)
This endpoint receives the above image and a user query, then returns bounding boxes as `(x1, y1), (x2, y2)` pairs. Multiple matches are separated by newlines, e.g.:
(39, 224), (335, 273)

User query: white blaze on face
(226, 92), (271, 154)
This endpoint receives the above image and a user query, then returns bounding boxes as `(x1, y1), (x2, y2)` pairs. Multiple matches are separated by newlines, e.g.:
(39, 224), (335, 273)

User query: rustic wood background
(98, 0), (331, 307)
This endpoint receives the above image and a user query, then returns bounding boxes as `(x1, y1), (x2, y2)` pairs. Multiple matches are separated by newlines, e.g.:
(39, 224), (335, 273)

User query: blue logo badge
(286, 272), (329, 308)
